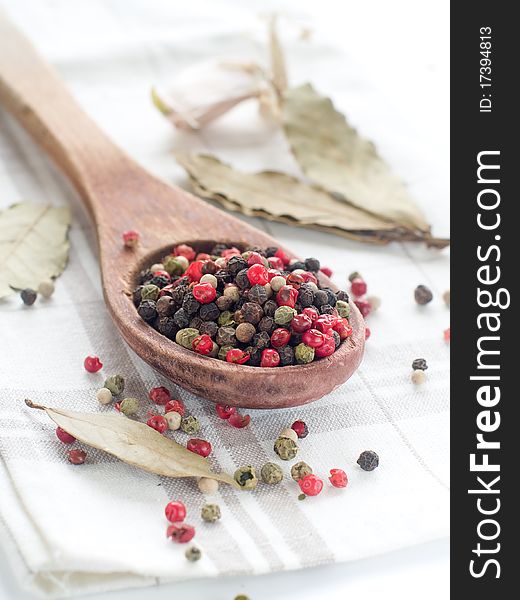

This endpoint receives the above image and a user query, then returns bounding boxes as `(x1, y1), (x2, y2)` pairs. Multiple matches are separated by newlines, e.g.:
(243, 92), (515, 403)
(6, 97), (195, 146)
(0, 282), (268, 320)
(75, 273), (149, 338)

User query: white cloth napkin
(0, 0), (450, 597)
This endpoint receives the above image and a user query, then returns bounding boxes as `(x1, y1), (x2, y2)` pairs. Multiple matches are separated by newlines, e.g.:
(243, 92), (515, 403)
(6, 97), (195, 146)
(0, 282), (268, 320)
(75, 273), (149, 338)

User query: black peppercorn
(149, 274), (170, 288)
(227, 256), (248, 276)
(132, 286), (143, 306)
(248, 284), (268, 305)
(253, 331), (270, 349)
(278, 345), (295, 365)
(332, 330), (341, 349)
(313, 290), (328, 307)
(290, 332), (303, 346)
(199, 302), (220, 321)
(21, 288), (37, 306)
(138, 269), (154, 285)
(246, 245), (266, 256)
(322, 288), (337, 306)
(235, 268), (251, 290)
(242, 302), (264, 325)
(357, 450), (379, 471)
(171, 285), (188, 307)
(414, 285), (433, 305)
(156, 295), (175, 317)
(245, 346), (262, 366)
(199, 320), (218, 338)
(157, 316), (178, 338)
(297, 284), (315, 308)
(201, 260), (218, 275)
(319, 304), (335, 315)
(173, 308), (190, 329)
(182, 292), (200, 316)
(138, 300), (158, 321)
(336, 290), (349, 302)
(288, 261), (306, 272)
(234, 308), (245, 324)
(190, 316), (204, 330)
(215, 270), (233, 289)
(216, 295), (234, 311)
(216, 326), (236, 347)
(263, 299), (278, 317)
(304, 257), (320, 272)
(412, 358), (428, 371)
(265, 246), (278, 257)
(258, 316), (276, 334)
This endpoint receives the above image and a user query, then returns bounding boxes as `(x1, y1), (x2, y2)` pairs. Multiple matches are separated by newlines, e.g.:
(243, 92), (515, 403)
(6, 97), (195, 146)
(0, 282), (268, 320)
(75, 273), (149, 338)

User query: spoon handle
(0, 12), (137, 220)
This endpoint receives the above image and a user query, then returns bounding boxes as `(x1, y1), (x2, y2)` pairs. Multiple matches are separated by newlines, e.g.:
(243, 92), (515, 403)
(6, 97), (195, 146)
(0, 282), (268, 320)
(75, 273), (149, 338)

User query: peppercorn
(216, 326), (236, 347)
(185, 546), (201, 562)
(274, 437), (298, 460)
(270, 275), (286, 293)
(329, 468), (348, 488)
(279, 427), (298, 443)
(56, 426), (76, 444)
(20, 288), (37, 306)
(140, 284), (160, 302)
(241, 302), (263, 325)
(173, 308), (190, 329)
(412, 358), (428, 371)
(291, 461), (313, 481)
(411, 369), (426, 385)
(176, 328), (200, 350)
(253, 331), (270, 350)
(199, 320), (218, 338)
(298, 473), (323, 496)
(248, 284), (268, 305)
(236, 322), (256, 343)
(138, 300), (157, 321)
(296, 284), (314, 308)
(84, 355), (103, 373)
(313, 290), (328, 307)
(234, 466), (258, 490)
(118, 397), (139, 416)
(132, 286), (143, 306)
(164, 397), (184, 413)
(68, 449), (87, 465)
(38, 279), (55, 298)
(336, 290), (349, 302)
(245, 346), (262, 366)
(357, 450), (379, 471)
(165, 411), (182, 430)
(288, 261), (306, 272)
(367, 295), (381, 312)
(182, 292), (200, 315)
(235, 268), (251, 290)
(335, 300), (350, 318)
(156, 295), (174, 317)
(414, 284), (433, 305)
(104, 374), (125, 396)
(218, 310), (235, 327)
(294, 343), (315, 364)
(218, 344), (234, 361)
(227, 255), (248, 275)
(198, 477), (219, 495)
(158, 316), (178, 338)
(274, 306), (296, 325)
(96, 387), (112, 405)
(201, 503), (221, 522)
(166, 523), (196, 544)
(162, 256), (183, 276)
(257, 316), (275, 335)
(200, 273), (218, 288)
(199, 302), (220, 321)
(261, 462), (283, 484)
(181, 415), (201, 435)
(223, 285), (240, 302)
(278, 345), (295, 366)
(138, 269), (153, 285)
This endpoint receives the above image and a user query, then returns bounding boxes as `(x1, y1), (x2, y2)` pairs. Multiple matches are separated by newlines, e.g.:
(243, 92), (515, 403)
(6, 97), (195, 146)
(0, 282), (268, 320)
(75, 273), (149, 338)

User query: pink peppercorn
(276, 285), (298, 308)
(221, 247), (241, 258)
(147, 415), (168, 434)
(192, 283), (217, 304)
(149, 386), (171, 405)
(122, 230), (140, 248)
(350, 278), (367, 297)
(329, 468), (348, 488)
(165, 500), (186, 523)
(314, 335), (336, 358)
(247, 264), (269, 286)
(167, 523), (196, 543)
(84, 355), (102, 373)
(153, 269), (171, 281)
(291, 420), (308, 438)
(302, 329), (325, 348)
(164, 399), (185, 416)
(192, 334), (214, 355)
(314, 315), (336, 335)
(228, 412), (251, 428)
(196, 252), (211, 261)
(298, 474), (323, 496)
(226, 349), (250, 364)
(174, 244), (196, 261)
(267, 256), (284, 270)
(354, 299), (372, 318)
(332, 318), (353, 340)
(187, 438), (212, 458)
(216, 404), (237, 419)
(301, 272), (318, 285)
(271, 328), (291, 348)
(56, 427), (76, 445)
(291, 313), (312, 333)
(260, 348), (280, 368)
(185, 260), (204, 282)
(274, 248), (291, 266)
(68, 449), (87, 465)
(320, 266), (333, 277)
(267, 268), (283, 282)
(247, 252), (265, 266)
(302, 307), (319, 323)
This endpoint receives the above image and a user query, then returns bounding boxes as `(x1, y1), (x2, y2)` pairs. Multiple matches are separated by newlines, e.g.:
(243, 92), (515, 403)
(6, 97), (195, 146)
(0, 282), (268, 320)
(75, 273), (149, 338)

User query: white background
(0, 0), (449, 598)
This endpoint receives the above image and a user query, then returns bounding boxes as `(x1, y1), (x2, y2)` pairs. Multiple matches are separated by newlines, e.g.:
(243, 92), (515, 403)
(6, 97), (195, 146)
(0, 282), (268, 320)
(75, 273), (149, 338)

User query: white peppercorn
(38, 279), (55, 298)
(411, 370), (426, 385)
(198, 477), (219, 495)
(96, 387), (113, 405)
(270, 276), (286, 292)
(165, 411), (181, 430)
(200, 274), (218, 288)
(279, 427), (298, 443)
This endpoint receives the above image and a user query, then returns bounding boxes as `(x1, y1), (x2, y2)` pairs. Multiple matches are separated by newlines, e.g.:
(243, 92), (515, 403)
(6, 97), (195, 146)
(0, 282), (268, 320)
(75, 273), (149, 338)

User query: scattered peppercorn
(164, 411), (182, 430)
(279, 427), (298, 443)
(260, 462), (283, 484)
(216, 404), (236, 419)
(166, 523), (195, 543)
(411, 369), (426, 385)
(201, 503), (221, 522)
(414, 284), (433, 305)
(104, 374), (125, 396)
(147, 414), (168, 433)
(198, 477), (219, 495)
(164, 398), (185, 415)
(329, 468), (348, 488)
(181, 415), (201, 435)
(234, 466), (258, 490)
(56, 427), (76, 445)
(185, 546), (201, 562)
(412, 358), (428, 371)
(38, 279), (55, 299)
(119, 397), (139, 416)
(149, 386), (171, 405)
(298, 474), (323, 496)
(348, 271), (362, 282)
(298, 493), (307, 501)
(20, 288), (37, 305)
(291, 461), (313, 481)
(84, 355), (103, 373)
(122, 230), (140, 248)
(291, 420), (309, 439)
(165, 500), (187, 523)
(357, 450), (379, 471)
(228, 412), (251, 428)
(274, 437), (298, 460)
(68, 449), (87, 465)
(96, 387), (112, 405)
(187, 438), (212, 458)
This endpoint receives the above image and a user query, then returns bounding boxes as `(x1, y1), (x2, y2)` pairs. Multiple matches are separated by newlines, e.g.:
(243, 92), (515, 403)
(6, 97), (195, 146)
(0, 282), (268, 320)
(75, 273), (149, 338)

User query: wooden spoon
(0, 14), (365, 408)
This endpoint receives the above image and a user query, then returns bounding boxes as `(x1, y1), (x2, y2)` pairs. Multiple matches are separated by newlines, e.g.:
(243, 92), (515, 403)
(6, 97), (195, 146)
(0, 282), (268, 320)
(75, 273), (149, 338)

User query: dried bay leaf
(282, 84), (431, 234)
(176, 154), (447, 246)
(0, 203), (70, 298)
(26, 400), (238, 488)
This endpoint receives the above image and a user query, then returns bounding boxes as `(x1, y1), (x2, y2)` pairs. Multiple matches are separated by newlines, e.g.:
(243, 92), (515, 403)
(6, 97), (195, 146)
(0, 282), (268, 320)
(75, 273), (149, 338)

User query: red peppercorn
(320, 266), (333, 277)
(314, 315), (336, 334)
(267, 256), (284, 270)
(185, 260), (204, 282)
(84, 355), (102, 373)
(192, 282), (217, 304)
(302, 307), (319, 323)
(350, 278), (367, 297)
(267, 269), (283, 282)
(298, 474), (323, 496)
(329, 468), (348, 488)
(332, 318), (353, 341)
(174, 244), (196, 261)
(166, 523), (195, 543)
(270, 327), (291, 348)
(196, 252), (211, 261)
(147, 415), (168, 434)
(247, 252), (265, 266)
(221, 247), (241, 258)
(192, 334), (214, 355)
(56, 427), (76, 445)
(286, 273), (304, 289)
(260, 348), (280, 368)
(68, 449), (87, 465)
(216, 404), (237, 419)
(302, 328), (325, 348)
(228, 412), (251, 428)
(187, 438), (212, 458)
(315, 335), (336, 358)
(276, 285), (298, 308)
(301, 272), (318, 285)
(149, 386), (171, 405)
(365, 327), (371, 340)
(122, 230), (140, 248)
(354, 299), (371, 318)
(291, 420), (308, 438)
(274, 248), (290, 266)
(153, 269), (171, 281)
(164, 399), (185, 416)
(291, 313), (312, 333)
(247, 264), (269, 286)
(226, 349), (250, 364)
(164, 500), (187, 523)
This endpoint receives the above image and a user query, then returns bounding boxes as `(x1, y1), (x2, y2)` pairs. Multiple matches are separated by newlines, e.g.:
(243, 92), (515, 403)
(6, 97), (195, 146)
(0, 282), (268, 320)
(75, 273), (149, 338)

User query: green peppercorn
(176, 328), (200, 349)
(260, 462), (283, 484)
(234, 465), (258, 490)
(274, 437), (298, 460)
(274, 306), (297, 325)
(163, 255), (186, 276)
(140, 284), (160, 302)
(218, 311), (235, 327)
(185, 546), (201, 562)
(104, 374), (125, 395)
(291, 461), (313, 481)
(336, 300), (350, 318)
(201, 503), (221, 522)
(181, 415), (201, 435)
(119, 397), (139, 416)
(216, 326), (236, 347)
(294, 343), (315, 364)
(218, 344), (234, 361)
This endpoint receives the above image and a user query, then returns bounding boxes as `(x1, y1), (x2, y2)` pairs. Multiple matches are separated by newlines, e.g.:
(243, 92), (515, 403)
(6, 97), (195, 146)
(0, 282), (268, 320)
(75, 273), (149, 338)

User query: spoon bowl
(0, 13), (365, 408)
